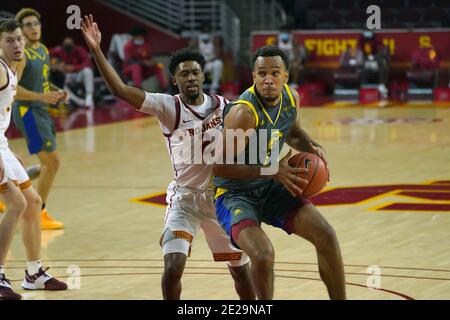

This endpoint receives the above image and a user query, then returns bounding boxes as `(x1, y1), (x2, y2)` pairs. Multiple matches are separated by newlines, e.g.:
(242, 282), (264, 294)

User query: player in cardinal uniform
(0, 18), (67, 301)
(81, 15), (254, 300)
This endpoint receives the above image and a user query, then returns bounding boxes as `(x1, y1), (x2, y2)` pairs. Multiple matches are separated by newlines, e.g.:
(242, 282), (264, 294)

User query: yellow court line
(392, 189), (450, 194)
(395, 189), (450, 193)
(313, 203), (360, 208)
(392, 194), (450, 204)
(355, 190), (401, 206)
(367, 202), (396, 212)
(367, 202), (450, 212)
(129, 191), (167, 208)
(422, 179), (450, 185)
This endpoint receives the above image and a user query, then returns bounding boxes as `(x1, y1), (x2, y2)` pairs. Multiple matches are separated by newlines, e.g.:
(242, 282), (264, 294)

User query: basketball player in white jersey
(0, 19), (67, 300)
(81, 15), (254, 299)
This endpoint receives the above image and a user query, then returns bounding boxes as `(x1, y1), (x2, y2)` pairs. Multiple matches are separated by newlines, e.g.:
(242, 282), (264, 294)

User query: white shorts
(161, 182), (249, 266)
(0, 147), (31, 192)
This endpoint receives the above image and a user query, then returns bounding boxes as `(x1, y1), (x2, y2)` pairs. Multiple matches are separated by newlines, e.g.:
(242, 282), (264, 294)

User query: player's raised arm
(81, 14), (145, 109)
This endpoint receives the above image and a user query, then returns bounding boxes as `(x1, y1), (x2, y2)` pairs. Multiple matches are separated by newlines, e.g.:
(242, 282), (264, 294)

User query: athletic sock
(27, 260), (42, 275)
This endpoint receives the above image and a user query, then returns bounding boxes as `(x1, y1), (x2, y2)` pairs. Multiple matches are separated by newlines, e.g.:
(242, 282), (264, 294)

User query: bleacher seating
(281, 0), (450, 29)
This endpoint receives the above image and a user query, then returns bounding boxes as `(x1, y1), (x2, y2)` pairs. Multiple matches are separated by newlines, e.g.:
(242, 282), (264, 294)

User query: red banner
(251, 30), (450, 69)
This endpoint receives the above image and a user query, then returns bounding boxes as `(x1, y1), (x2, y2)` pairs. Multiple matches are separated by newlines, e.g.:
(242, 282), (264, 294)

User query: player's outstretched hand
(81, 14), (101, 51)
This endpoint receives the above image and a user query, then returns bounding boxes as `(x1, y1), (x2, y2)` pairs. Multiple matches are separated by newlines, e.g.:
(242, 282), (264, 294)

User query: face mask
(200, 34), (210, 43)
(279, 33), (290, 43)
(363, 31), (374, 39)
(133, 39), (144, 45)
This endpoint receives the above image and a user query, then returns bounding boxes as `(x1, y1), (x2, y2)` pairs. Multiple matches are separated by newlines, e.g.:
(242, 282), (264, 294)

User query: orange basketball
(288, 152), (329, 197)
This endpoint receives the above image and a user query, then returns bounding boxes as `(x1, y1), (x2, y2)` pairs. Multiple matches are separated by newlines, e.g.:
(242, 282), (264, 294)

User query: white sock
(0, 265), (4, 275)
(27, 260), (42, 275)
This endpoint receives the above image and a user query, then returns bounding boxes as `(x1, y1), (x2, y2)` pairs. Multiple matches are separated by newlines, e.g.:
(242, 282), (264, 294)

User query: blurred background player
(357, 30), (389, 99)
(81, 14), (255, 300)
(12, 8), (66, 230)
(50, 36), (95, 110)
(0, 18), (67, 301)
(277, 24), (308, 88)
(123, 26), (168, 91)
(190, 23), (223, 94)
(407, 44), (441, 90)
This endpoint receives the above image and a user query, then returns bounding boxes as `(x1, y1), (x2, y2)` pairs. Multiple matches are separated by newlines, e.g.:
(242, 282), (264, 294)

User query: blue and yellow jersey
(213, 84), (297, 192)
(13, 43), (50, 109)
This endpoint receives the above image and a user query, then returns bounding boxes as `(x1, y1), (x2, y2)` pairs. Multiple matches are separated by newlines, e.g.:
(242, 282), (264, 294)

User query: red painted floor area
(6, 100), (149, 140)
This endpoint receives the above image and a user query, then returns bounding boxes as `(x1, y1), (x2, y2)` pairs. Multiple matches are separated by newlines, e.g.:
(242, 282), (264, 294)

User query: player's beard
(186, 91), (200, 103)
(262, 95), (278, 103)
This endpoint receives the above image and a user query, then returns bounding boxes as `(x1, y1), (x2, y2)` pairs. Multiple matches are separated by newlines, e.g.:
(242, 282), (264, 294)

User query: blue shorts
(12, 105), (56, 154)
(214, 180), (312, 246)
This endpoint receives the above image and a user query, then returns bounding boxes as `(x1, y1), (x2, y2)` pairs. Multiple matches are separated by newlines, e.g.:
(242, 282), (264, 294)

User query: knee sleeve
(162, 239), (191, 257)
(160, 228), (193, 256)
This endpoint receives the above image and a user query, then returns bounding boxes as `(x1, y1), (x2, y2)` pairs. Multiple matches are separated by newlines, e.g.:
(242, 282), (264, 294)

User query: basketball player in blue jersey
(213, 46), (346, 299)
(12, 8), (66, 230)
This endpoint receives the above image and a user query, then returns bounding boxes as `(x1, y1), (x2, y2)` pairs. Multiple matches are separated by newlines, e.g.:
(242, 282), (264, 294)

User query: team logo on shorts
(233, 209), (243, 216)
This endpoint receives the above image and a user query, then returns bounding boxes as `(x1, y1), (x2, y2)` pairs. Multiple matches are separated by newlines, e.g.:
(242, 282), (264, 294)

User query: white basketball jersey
(0, 58), (17, 149)
(141, 92), (227, 190)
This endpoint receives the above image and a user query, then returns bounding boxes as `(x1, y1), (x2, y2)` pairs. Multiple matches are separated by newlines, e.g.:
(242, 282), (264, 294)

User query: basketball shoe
(0, 274), (21, 300)
(41, 209), (64, 230)
(21, 267), (67, 290)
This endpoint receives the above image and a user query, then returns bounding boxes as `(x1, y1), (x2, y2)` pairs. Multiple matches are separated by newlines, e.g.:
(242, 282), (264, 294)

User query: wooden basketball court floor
(2, 103), (449, 300)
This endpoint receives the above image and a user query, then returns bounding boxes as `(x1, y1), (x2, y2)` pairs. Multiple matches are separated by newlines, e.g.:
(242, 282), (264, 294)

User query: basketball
(288, 152), (329, 197)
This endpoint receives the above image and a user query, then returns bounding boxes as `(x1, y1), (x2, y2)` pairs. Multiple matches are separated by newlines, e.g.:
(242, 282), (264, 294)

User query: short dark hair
(252, 45), (290, 70)
(0, 18), (22, 37)
(168, 48), (206, 75)
(15, 8), (41, 24)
